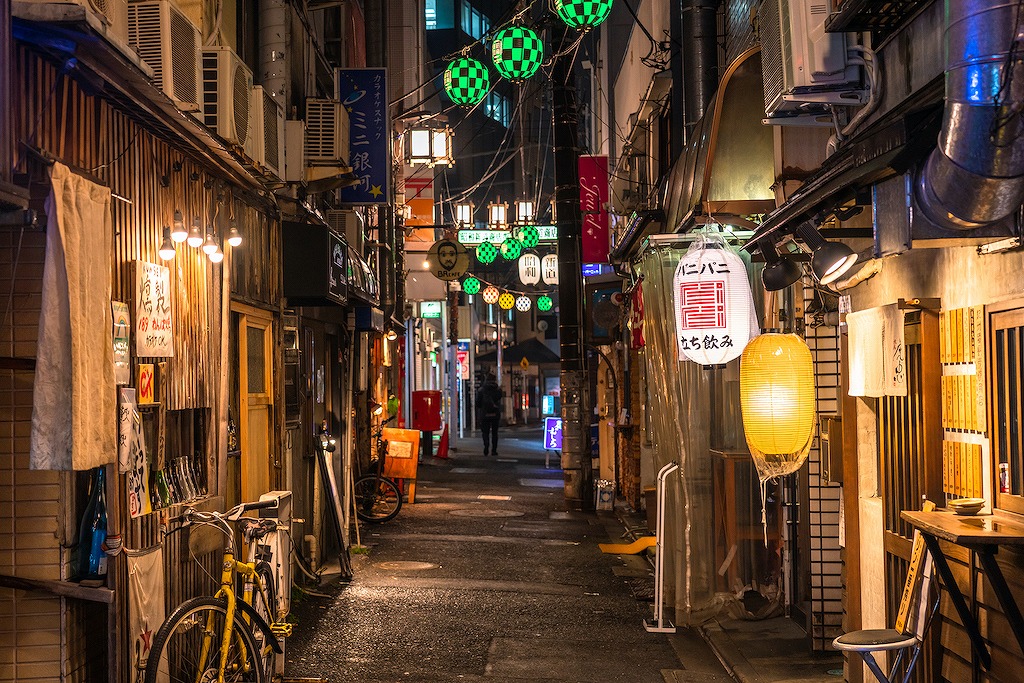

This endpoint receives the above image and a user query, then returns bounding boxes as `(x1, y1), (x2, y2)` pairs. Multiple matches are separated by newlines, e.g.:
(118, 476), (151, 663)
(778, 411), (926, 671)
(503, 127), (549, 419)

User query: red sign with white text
(578, 155), (609, 264)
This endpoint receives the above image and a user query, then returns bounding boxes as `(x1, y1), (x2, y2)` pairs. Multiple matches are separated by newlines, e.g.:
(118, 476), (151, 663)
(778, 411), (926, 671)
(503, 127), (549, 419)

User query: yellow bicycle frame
(194, 550), (262, 683)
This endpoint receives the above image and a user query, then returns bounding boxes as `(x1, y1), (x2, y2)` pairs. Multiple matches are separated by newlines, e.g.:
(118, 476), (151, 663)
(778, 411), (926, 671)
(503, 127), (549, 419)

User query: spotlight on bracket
(796, 222), (857, 285)
(759, 239), (803, 291)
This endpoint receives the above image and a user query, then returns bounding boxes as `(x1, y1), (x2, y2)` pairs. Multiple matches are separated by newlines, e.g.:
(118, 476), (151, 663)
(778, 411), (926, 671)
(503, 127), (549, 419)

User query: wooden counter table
(902, 509), (1024, 670)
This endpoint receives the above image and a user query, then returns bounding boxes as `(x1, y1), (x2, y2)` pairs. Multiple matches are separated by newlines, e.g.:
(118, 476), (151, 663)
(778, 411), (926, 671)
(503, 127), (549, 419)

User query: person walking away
(477, 376), (503, 456)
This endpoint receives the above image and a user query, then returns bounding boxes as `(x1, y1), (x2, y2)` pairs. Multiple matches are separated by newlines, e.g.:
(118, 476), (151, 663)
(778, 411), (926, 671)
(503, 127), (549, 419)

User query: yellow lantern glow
(740, 333), (815, 478)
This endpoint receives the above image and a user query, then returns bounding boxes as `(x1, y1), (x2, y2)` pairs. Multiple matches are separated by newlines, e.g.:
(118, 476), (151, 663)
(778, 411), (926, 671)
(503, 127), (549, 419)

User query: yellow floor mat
(598, 536), (656, 554)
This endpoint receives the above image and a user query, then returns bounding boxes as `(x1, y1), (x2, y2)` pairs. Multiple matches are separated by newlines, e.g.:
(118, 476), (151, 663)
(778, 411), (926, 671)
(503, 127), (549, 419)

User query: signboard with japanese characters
(338, 68), (390, 205)
(543, 417), (563, 450)
(457, 226), (558, 244)
(672, 238), (757, 366)
(111, 301), (130, 384)
(135, 261), (173, 357)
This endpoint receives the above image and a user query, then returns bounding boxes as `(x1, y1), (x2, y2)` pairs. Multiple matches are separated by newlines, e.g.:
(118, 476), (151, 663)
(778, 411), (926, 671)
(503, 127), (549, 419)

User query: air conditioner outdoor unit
(326, 209), (364, 250)
(283, 119), (306, 183)
(758, 0), (865, 122)
(201, 46), (253, 147)
(304, 99), (350, 165)
(128, 0), (202, 111)
(247, 85), (285, 179)
(20, 0), (130, 44)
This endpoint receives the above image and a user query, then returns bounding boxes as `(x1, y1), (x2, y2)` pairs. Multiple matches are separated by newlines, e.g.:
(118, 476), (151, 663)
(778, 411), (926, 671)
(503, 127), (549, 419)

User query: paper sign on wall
(118, 388), (136, 473)
(135, 261), (173, 357)
(112, 301), (130, 385)
(127, 403), (152, 518)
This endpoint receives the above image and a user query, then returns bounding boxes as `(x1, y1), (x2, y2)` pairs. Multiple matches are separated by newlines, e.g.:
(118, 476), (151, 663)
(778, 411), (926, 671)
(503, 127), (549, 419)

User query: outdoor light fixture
(462, 276), (481, 294)
(170, 210), (188, 243)
(202, 232), (218, 255)
(491, 26), (543, 80)
(740, 333), (815, 478)
(759, 239), (803, 291)
(187, 218), (204, 248)
(498, 292), (516, 310)
(386, 330), (398, 341)
(444, 56), (490, 106)
(455, 202), (474, 226)
(487, 201), (508, 228)
(795, 222), (857, 285)
(209, 247), (225, 264)
(515, 295), (532, 312)
(555, 0), (614, 29)
(158, 227), (176, 261)
(407, 126), (453, 167)
(482, 286), (500, 304)
(370, 400), (385, 416)
(227, 224), (243, 247)
(537, 295), (553, 312)
(515, 200), (535, 224)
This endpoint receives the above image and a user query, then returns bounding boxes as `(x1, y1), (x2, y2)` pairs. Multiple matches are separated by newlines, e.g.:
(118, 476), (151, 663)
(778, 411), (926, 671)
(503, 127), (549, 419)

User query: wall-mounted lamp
(795, 222), (857, 285)
(386, 330), (398, 341)
(455, 202), (474, 226)
(514, 199), (535, 224)
(370, 400), (385, 416)
(186, 218), (204, 248)
(407, 125), (454, 167)
(759, 239), (803, 291)
(170, 210), (188, 243)
(158, 226), (176, 261)
(487, 202), (508, 228)
(209, 247), (224, 264)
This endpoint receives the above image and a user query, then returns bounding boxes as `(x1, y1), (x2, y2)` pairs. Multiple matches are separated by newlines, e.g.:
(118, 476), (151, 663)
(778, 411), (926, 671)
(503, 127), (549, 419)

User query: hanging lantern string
(466, 274), (554, 297)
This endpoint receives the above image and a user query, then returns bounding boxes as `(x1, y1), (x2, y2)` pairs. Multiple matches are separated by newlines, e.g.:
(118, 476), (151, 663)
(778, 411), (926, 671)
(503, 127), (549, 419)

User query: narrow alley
(286, 428), (731, 683)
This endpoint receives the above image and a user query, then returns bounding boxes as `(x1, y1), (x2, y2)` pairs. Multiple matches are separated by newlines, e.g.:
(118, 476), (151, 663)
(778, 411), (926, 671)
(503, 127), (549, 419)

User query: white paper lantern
(542, 254), (559, 285)
(518, 254), (541, 285)
(516, 295), (532, 311)
(672, 237), (757, 366)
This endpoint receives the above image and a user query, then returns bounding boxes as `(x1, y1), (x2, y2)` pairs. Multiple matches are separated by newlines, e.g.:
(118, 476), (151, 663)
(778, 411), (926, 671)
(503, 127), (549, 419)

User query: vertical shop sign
(338, 68), (390, 205)
(135, 261), (173, 357)
(137, 364), (155, 404)
(672, 237), (757, 366)
(578, 155), (609, 264)
(118, 388), (136, 473)
(456, 341), (470, 380)
(630, 282), (646, 349)
(127, 403), (152, 518)
(112, 301), (130, 384)
(543, 417), (563, 450)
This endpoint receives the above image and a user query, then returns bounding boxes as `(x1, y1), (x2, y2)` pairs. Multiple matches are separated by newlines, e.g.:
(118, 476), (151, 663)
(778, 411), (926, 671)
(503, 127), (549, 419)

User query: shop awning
(612, 47), (776, 261)
(475, 338), (560, 365)
(347, 244), (379, 306)
(664, 46), (777, 230)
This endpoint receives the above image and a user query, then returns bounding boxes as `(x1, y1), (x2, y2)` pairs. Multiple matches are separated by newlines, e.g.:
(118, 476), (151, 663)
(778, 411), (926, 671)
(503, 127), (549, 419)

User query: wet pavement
(284, 426), (731, 682)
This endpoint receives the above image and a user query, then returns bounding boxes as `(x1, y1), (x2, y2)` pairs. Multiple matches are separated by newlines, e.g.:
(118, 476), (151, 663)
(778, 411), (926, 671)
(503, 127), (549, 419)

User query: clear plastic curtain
(637, 244), (718, 624)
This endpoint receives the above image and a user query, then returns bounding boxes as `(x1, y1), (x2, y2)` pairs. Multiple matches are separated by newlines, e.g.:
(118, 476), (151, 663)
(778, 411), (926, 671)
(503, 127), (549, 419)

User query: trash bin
(411, 390), (442, 431)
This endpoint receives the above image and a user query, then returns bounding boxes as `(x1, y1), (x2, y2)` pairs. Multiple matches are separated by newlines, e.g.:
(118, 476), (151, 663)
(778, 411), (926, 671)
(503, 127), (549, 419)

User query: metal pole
(552, 21), (591, 509)
(645, 462), (679, 633)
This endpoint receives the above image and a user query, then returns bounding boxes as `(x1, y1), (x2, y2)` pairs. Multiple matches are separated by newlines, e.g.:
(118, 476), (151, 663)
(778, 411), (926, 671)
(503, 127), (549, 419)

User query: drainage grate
(376, 561), (438, 571)
(449, 509), (524, 518)
(623, 577), (656, 602)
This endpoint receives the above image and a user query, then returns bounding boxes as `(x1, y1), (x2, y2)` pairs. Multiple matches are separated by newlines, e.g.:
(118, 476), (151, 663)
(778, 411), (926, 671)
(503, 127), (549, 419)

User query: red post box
(411, 390), (443, 432)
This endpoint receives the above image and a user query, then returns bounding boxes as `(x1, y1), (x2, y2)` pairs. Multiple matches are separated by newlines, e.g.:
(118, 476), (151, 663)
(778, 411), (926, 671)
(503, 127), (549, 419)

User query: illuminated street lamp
(487, 201), (508, 228)
(407, 125), (454, 167)
(514, 199), (535, 224)
(455, 202), (474, 226)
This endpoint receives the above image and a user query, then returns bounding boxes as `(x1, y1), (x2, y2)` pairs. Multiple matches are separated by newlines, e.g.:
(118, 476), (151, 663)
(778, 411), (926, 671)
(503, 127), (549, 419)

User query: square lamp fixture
(455, 202), (474, 226)
(487, 201), (508, 228)
(515, 199), (534, 224)
(407, 126), (453, 167)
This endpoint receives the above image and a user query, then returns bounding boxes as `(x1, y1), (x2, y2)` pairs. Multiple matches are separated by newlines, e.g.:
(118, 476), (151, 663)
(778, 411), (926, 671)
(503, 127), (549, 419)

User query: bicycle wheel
(144, 596), (266, 683)
(353, 475), (402, 523)
(252, 562), (278, 679)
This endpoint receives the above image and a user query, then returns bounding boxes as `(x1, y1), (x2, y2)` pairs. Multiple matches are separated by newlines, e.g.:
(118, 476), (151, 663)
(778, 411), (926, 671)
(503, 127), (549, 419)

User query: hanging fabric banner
(128, 547), (166, 677)
(847, 304), (907, 397)
(672, 234), (757, 366)
(579, 154), (610, 263)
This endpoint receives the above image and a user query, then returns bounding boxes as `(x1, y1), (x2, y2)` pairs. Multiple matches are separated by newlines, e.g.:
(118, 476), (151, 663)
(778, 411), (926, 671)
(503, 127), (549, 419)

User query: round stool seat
(833, 629), (917, 651)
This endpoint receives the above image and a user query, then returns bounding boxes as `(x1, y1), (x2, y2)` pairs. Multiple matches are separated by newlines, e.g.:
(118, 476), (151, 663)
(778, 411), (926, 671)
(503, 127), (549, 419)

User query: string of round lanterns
(491, 26), (544, 81)
(554, 0), (614, 29)
(498, 292), (516, 310)
(443, 56), (490, 106)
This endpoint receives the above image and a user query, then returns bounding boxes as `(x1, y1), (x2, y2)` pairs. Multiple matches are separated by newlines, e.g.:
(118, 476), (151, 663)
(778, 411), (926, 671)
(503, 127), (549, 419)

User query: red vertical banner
(578, 155), (610, 264)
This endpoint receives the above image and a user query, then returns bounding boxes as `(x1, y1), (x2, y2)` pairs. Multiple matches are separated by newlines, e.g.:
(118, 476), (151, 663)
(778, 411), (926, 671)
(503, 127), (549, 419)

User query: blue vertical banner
(337, 68), (390, 205)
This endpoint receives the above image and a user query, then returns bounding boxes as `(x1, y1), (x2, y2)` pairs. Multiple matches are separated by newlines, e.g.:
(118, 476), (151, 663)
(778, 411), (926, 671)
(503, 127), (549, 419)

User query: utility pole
(552, 22), (592, 509)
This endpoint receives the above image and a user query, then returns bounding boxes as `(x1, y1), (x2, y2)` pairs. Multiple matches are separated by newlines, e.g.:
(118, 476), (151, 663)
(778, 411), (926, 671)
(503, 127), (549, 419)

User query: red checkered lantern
(672, 236), (757, 366)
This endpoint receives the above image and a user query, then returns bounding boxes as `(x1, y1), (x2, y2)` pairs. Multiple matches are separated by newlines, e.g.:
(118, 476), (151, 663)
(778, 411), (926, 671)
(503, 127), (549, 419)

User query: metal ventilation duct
(916, 0), (1024, 230)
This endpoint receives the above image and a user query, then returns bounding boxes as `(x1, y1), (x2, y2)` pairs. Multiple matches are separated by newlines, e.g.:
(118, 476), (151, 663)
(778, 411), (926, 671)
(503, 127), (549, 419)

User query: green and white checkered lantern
(444, 56), (490, 106)
(517, 225), (540, 248)
(462, 276), (481, 295)
(554, 0), (614, 29)
(491, 26), (543, 81)
(500, 237), (523, 260)
(537, 295), (553, 312)
(477, 241), (498, 264)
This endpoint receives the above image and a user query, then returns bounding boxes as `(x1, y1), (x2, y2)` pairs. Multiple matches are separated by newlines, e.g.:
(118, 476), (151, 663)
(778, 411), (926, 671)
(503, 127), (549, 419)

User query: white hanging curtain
(30, 162), (116, 470)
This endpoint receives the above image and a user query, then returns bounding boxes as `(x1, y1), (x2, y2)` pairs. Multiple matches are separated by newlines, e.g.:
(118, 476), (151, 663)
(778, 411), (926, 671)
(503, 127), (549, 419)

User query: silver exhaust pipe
(916, 0), (1024, 230)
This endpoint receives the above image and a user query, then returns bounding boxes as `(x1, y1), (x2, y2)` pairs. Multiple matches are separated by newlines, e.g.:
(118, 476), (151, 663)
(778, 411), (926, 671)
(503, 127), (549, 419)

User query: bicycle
(353, 415), (403, 523)
(144, 499), (290, 683)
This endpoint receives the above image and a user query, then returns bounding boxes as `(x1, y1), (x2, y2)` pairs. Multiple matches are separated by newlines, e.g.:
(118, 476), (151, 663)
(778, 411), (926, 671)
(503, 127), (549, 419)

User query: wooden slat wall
(3, 46), (279, 682)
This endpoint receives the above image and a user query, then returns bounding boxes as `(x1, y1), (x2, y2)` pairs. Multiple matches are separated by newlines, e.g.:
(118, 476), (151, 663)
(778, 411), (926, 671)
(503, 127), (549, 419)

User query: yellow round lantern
(740, 333), (815, 479)
(498, 292), (515, 310)
(482, 286), (500, 304)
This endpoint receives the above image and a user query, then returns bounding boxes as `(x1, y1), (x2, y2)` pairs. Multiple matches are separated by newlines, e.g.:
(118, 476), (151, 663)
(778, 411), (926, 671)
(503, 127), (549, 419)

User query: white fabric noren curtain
(30, 162), (116, 470)
(847, 304), (907, 398)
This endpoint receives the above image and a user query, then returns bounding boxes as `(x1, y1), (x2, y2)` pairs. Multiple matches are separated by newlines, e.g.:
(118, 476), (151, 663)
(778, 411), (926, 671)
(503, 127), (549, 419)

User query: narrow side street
(286, 428), (730, 682)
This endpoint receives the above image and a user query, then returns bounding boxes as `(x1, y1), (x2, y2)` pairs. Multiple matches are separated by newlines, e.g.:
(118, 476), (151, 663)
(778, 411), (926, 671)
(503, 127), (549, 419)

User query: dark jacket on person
(477, 381), (502, 419)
